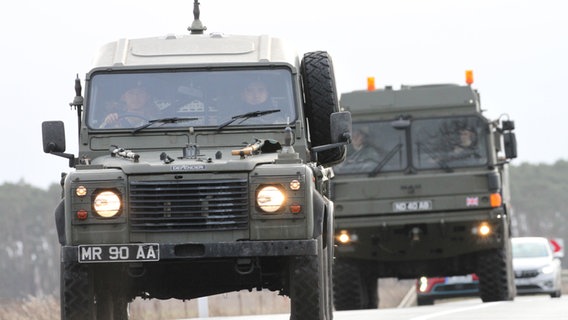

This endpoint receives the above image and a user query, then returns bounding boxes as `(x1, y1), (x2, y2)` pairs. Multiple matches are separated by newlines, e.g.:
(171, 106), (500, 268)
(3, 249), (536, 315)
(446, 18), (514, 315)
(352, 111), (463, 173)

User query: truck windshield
(334, 121), (407, 174)
(412, 116), (488, 169)
(86, 68), (296, 129)
(334, 115), (488, 175)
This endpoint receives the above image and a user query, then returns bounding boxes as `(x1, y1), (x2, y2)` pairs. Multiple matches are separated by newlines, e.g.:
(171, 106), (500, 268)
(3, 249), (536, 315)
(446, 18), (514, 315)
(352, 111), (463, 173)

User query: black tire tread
(477, 243), (515, 302)
(301, 51), (345, 167)
(333, 259), (378, 310)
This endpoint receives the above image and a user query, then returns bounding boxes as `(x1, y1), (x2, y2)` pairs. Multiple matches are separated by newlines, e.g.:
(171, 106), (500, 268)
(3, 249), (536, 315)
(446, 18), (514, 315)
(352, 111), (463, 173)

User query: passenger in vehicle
(241, 79), (270, 109)
(335, 127), (380, 173)
(227, 79), (287, 125)
(448, 127), (480, 160)
(100, 84), (157, 128)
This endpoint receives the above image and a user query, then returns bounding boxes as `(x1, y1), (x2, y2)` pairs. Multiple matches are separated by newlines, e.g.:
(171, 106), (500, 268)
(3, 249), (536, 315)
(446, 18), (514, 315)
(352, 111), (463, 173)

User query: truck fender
(54, 199), (66, 245)
(312, 191), (328, 240)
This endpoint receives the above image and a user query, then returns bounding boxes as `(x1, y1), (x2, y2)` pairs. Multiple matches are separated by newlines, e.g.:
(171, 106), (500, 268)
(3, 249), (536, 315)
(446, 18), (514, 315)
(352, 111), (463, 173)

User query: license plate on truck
(78, 244), (160, 263)
(392, 200), (432, 212)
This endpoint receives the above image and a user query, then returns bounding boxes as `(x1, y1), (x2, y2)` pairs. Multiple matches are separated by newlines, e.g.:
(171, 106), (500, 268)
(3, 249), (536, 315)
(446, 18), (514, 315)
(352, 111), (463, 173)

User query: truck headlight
(93, 190), (122, 218)
(256, 185), (286, 213)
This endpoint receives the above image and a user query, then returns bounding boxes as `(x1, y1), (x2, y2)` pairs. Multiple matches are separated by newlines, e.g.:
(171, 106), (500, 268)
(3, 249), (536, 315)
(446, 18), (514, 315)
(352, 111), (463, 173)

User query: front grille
(129, 179), (249, 232)
(434, 283), (478, 293)
(515, 270), (539, 279)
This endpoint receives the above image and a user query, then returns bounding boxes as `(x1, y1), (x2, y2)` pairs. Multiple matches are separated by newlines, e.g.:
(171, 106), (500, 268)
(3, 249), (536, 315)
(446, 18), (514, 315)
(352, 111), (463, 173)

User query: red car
(416, 274), (480, 305)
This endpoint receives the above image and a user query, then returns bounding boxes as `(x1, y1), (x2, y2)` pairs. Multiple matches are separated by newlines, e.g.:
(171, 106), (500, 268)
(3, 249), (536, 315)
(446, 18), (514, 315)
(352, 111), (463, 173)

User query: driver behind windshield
(99, 84), (157, 128)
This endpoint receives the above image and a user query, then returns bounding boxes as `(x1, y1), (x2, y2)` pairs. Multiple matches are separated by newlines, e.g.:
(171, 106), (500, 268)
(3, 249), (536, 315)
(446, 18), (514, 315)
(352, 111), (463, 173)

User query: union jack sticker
(466, 197), (479, 207)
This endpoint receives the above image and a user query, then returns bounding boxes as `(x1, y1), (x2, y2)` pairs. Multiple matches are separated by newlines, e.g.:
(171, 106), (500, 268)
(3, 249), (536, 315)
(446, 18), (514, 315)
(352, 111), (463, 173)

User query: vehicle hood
(91, 149), (280, 174)
(513, 257), (551, 270)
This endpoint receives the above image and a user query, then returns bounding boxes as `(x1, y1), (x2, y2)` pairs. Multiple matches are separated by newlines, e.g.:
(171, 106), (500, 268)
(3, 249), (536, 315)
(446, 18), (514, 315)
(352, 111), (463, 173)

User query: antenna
(69, 74), (84, 139)
(188, 0), (207, 34)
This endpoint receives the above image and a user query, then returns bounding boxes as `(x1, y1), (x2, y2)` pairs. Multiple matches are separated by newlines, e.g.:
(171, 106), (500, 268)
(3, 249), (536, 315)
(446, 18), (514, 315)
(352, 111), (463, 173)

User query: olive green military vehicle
(41, 3), (350, 319)
(332, 73), (517, 309)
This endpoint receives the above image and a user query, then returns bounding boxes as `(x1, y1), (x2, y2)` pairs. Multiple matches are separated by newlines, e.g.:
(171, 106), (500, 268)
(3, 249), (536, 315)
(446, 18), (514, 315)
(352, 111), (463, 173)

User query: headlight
(256, 185), (286, 213)
(418, 277), (429, 292)
(541, 265), (554, 274)
(336, 230), (358, 244)
(93, 190), (122, 218)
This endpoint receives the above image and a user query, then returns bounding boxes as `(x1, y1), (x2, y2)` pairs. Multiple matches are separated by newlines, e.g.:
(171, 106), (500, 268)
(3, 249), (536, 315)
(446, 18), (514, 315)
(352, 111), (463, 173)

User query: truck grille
(129, 179), (249, 232)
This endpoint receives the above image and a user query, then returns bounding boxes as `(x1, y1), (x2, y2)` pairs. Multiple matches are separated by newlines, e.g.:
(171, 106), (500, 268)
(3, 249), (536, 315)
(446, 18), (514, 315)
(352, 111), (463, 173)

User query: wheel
(60, 260), (130, 320)
(289, 236), (332, 320)
(333, 258), (378, 310)
(60, 261), (94, 320)
(300, 51), (345, 167)
(477, 239), (516, 302)
(550, 290), (562, 298)
(416, 296), (434, 306)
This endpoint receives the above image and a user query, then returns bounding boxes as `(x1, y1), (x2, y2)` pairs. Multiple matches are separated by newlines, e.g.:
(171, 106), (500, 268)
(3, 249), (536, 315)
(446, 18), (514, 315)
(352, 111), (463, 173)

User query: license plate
(78, 244), (160, 263)
(445, 275), (473, 284)
(392, 200), (432, 212)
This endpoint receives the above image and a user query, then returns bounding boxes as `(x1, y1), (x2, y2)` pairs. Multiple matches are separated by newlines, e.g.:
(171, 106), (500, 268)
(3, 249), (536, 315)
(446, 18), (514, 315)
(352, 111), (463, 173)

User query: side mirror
(501, 120), (515, 131)
(42, 121), (76, 167)
(503, 132), (517, 159)
(311, 111), (351, 167)
(42, 121), (66, 153)
(330, 111), (352, 144)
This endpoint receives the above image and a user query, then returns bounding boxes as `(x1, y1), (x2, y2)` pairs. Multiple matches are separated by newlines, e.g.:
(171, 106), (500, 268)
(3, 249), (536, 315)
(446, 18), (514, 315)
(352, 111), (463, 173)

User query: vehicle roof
(90, 32), (300, 70)
(340, 84), (481, 118)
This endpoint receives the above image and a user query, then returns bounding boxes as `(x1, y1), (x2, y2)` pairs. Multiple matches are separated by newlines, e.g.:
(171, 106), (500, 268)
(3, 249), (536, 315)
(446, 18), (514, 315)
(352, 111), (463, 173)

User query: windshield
(86, 68), (296, 129)
(512, 241), (550, 258)
(334, 121), (407, 174)
(412, 116), (488, 169)
(335, 115), (488, 175)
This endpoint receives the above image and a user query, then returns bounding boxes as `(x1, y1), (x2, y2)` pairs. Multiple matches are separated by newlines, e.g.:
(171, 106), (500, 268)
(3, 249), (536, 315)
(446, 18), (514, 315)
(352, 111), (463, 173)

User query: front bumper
(62, 239), (317, 263)
(515, 271), (561, 295)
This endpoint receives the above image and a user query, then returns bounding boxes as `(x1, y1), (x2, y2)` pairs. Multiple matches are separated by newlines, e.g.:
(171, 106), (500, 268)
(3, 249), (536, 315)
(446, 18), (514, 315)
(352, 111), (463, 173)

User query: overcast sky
(1, 0), (566, 189)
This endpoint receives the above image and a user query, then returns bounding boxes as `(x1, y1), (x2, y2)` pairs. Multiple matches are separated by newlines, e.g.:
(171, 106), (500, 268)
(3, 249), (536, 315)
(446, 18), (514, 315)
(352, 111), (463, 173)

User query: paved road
(188, 295), (567, 320)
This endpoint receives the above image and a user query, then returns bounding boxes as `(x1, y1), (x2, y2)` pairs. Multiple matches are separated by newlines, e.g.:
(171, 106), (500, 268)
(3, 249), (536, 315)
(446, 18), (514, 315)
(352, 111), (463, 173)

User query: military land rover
(41, 3), (350, 319)
(332, 72), (517, 309)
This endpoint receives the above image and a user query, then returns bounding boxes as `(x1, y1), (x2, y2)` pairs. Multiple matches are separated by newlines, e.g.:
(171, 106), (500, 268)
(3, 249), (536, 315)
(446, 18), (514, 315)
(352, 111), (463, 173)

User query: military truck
(41, 2), (350, 319)
(332, 72), (517, 309)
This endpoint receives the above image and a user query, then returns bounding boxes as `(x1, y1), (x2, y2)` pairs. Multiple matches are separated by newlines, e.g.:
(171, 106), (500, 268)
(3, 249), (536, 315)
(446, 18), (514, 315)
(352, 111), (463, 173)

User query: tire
(550, 290), (562, 298)
(416, 296), (434, 306)
(289, 236), (332, 320)
(477, 239), (516, 302)
(60, 260), (129, 320)
(60, 261), (94, 320)
(300, 51), (345, 167)
(333, 258), (378, 310)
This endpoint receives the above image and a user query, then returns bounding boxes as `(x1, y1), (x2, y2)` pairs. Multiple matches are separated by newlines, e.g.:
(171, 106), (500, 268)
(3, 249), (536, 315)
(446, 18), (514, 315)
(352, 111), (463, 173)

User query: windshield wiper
(216, 109), (280, 131)
(131, 117), (198, 134)
(369, 143), (402, 177)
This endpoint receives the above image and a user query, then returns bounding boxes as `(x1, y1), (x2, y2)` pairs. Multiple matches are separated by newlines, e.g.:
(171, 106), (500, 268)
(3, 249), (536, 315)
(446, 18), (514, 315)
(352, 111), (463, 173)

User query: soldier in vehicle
(335, 127), (380, 173)
(448, 127), (480, 160)
(241, 79), (270, 109)
(226, 78), (288, 125)
(100, 84), (157, 128)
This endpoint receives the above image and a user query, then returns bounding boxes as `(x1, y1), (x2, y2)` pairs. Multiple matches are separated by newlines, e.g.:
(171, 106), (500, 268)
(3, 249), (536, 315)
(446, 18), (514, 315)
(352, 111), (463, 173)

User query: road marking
(410, 302), (505, 320)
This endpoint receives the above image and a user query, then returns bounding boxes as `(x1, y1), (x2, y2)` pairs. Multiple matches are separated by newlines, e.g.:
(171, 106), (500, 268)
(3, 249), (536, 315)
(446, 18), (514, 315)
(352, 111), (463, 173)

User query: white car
(512, 237), (562, 298)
